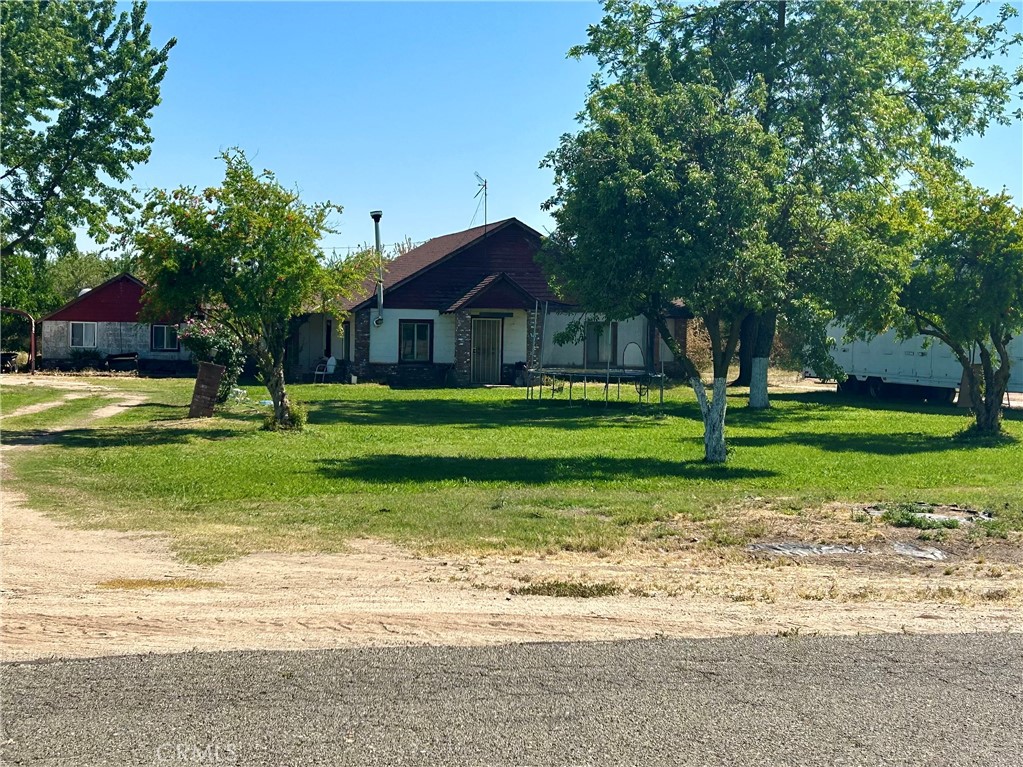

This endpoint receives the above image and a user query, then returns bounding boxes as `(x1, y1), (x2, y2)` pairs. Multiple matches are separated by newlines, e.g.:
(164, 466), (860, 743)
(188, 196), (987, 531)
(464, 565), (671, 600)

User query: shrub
(69, 348), (104, 371)
(262, 401), (307, 432)
(178, 319), (246, 402)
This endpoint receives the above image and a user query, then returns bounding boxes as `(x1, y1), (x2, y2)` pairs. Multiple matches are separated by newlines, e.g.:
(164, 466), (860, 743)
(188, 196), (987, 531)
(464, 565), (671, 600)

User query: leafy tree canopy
(576, 0), (1021, 190)
(897, 175), (1023, 434)
(1, 0), (175, 259)
(136, 150), (373, 428)
(570, 0), (1022, 402)
(543, 79), (787, 461)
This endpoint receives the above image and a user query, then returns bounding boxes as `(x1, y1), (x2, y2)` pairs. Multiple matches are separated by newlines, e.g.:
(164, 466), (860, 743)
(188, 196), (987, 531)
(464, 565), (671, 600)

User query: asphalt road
(2, 633), (1021, 767)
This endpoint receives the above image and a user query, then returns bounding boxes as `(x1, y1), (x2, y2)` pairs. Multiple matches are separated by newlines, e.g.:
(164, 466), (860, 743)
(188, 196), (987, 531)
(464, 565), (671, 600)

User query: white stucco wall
(293, 313), (347, 373)
(364, 309), (526, 368)
(433, 315), (456, 364)
(499, 311), (527, 364)
(616, 316), (652, 366)
(539, 312), (674, 369)
(369, 309), (455, 365)
(658, 334), (677, 363)
(41, 321), (191, 362)
(541, 312), (585, 368)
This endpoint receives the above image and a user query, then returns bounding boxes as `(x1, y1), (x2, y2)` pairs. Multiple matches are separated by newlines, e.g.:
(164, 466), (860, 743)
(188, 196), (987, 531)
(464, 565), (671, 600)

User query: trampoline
(525, 366), (664, 404)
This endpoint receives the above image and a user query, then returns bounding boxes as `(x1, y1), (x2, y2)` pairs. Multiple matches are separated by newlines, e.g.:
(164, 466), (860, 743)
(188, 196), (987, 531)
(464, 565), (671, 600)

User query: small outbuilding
(40, 273), (192, 372)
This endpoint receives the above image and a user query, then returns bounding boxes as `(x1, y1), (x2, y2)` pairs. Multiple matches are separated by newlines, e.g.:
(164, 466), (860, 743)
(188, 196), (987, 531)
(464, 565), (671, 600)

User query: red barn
(40, 274), (192, 371)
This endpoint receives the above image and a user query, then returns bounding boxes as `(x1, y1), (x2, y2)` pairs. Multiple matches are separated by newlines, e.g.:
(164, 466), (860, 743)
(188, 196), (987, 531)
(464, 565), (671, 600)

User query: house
(40, 273), (192, 372)
(290, 218), (689, 385)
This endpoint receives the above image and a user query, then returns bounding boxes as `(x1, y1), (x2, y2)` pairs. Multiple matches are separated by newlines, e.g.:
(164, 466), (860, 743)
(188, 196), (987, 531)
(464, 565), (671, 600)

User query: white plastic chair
(313, 356), (336, 383)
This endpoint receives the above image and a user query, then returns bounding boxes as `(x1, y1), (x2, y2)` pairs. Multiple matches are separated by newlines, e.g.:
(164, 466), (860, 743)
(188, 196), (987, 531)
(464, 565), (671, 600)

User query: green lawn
(1, 384), (69, 415)
(3, 377), (1021, 562)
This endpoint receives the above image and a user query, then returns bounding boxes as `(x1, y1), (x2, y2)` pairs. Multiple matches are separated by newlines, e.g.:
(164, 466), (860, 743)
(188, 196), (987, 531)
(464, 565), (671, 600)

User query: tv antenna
(474, 172), (488, 236)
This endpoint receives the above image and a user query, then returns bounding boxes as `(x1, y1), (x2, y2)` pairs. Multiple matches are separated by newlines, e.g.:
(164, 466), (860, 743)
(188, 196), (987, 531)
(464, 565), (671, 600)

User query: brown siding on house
(384, 226), (556, 311)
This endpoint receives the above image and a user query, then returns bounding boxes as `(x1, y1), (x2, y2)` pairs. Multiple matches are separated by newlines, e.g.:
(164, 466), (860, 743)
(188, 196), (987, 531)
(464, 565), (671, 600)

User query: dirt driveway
(1, 376), (1020, 661)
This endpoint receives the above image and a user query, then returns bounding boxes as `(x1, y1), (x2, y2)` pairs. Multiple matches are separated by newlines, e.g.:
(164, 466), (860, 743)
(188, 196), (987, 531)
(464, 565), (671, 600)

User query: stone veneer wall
(41, 321), (192, 363)
(352, 310), (371, 378)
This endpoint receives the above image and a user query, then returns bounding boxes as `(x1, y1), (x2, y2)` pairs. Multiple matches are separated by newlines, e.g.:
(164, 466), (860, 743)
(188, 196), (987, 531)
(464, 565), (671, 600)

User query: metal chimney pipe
(370, 211), (384, 325)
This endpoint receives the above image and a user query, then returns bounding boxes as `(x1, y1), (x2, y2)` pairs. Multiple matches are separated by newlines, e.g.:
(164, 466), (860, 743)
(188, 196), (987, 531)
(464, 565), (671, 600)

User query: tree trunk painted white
(747, 311), (776, 409)
(703, 377), (728, 462)
(690, 376), (729, 462)
(749, 356), (770, 409)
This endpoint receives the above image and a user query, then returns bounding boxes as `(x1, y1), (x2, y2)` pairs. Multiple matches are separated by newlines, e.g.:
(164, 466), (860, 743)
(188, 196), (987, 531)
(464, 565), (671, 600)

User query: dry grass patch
(98, 577), (223, 590)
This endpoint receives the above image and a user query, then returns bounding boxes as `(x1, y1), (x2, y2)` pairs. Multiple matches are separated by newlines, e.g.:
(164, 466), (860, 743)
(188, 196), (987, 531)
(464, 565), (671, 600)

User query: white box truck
(820, 327), (1023, 403)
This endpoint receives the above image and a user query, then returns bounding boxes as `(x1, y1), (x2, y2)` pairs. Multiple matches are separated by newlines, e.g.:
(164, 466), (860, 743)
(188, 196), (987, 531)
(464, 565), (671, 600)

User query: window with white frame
(151, 324), (179, 351)
(69, 321), (97, 348)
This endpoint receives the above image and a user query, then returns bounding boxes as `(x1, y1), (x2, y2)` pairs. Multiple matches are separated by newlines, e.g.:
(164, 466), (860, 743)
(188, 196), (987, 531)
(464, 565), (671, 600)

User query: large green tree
(136, 150), (372, 428)
(543, 79), (786, 462)
(1, 0), (174, 259)
(573, 0), (1022, 407)
(897, 178), (1023, 435)
(1, 0), (172, 347)
(0, 249), (132, 349)
(48, 250), (126, 303)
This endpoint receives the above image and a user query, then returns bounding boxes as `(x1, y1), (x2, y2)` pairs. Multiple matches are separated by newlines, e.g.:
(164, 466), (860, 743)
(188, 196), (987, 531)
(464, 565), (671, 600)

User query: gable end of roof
(40, 273), (147, 322)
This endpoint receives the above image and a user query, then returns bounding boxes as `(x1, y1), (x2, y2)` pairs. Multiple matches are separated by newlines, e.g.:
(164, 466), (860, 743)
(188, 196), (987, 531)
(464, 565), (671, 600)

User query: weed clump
(510, 580), (621, 598)
(881, 506), (960, 530)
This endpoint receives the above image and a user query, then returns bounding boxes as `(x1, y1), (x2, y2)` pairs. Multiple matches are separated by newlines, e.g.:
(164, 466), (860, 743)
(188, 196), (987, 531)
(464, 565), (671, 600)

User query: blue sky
(130, 1), (1022, 253)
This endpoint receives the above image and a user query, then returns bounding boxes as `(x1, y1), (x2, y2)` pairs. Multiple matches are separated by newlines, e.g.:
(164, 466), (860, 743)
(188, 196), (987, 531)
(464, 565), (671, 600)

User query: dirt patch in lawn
(89, 394), (148, 419)
(1, 374), (149, 425)
(2, 461), (1019, 661)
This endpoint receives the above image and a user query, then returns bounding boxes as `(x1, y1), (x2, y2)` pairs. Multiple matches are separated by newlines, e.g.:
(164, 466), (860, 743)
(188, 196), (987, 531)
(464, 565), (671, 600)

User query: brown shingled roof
(344, 218), (549, 311)
(444, 272), (537, 313)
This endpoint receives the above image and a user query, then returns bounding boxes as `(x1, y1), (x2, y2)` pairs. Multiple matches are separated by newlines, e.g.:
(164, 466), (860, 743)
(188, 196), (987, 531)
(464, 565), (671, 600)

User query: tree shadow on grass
(734, 390), (957, 422)
(0, 426), (241, 449)
(729, 391), (1021, 451)
(765, 389), (1020, 418)
(315, 454), (775, 485)
(305, 397), (682, 431)
(730, 430), (975, 455)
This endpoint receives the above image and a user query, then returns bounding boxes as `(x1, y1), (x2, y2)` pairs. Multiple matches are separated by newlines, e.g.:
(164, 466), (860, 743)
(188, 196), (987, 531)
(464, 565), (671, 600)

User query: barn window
(151, 324), (179, 351)
(69, 321), (97, 348)
(399, 320), (432, 362)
